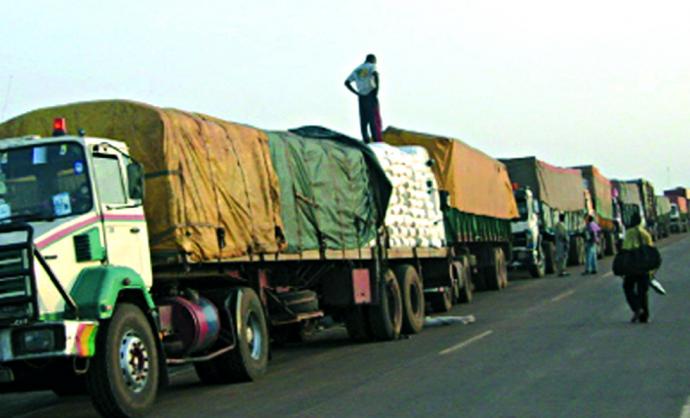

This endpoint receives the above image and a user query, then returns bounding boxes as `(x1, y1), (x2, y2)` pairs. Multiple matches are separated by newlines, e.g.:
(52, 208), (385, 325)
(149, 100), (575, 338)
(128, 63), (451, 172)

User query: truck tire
(368, 268), (403, 341)
(428, 289), (453, 313)
(194, 287), (268, 384)
(344, 306), (373, 342)
(543, 241), (556, 274)
(86, 303), (159, 418)
(528, 245), (546, 278)
(394, 264), (425, 335)
(457, 261), (473, 304)
(484, 247), (507, 290)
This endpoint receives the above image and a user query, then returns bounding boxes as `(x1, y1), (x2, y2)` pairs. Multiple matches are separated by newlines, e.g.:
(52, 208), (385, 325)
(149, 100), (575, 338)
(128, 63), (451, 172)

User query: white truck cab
(510, 187), (546, 278)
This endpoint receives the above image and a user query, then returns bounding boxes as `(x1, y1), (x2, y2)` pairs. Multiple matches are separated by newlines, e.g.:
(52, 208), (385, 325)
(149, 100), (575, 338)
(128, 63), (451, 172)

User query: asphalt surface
(3, 233), (690, 418)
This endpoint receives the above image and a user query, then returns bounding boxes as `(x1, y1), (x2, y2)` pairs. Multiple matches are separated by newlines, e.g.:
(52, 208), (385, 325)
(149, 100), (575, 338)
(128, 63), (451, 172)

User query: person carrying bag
(613, 212), (662, 323)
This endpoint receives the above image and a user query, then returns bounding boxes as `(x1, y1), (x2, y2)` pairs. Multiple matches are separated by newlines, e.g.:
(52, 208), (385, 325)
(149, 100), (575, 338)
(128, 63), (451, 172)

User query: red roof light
(52, 118), (67, 136)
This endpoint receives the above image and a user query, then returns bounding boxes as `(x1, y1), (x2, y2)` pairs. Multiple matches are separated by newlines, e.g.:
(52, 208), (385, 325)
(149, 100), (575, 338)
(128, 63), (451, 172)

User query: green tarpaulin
(268, 126), (391, 253)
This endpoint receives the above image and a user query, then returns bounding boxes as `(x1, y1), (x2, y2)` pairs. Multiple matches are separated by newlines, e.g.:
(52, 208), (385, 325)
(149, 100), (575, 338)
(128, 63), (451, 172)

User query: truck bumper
(509, 247), (537, 269)
(0, 320), (98, 362)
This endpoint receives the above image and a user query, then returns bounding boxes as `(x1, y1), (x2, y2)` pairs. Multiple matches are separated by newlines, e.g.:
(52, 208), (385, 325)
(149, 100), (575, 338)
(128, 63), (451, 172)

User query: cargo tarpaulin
(656, 196), (672, 216)
(613, 181), (642, 205)
(268, 126), (391, 253)
(575, 166), (614, 221)
(501, 157), (585, 212)
(664, 187), (690, 200)
(383, 127), (518, 220)
(0, 100), (285, 262)
(667, 195), (688, 214)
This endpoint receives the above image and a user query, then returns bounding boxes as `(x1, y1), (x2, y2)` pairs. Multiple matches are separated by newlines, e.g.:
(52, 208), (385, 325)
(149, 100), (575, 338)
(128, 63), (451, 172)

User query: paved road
(4, 234), (690, 418)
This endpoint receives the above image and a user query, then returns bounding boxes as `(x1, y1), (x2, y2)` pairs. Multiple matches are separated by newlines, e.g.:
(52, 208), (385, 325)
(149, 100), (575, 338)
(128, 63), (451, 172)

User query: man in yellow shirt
(621, 212), (654, 323)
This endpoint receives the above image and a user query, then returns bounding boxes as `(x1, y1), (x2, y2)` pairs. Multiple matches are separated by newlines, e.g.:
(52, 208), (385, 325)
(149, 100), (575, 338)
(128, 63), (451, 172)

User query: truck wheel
(457, 261), (473, 304)
(529, 245), (546, 278)
(87, 303), (159, 418)
(484, 247), (507, 290)
(394, 264), (425, 335)
(344, 306), (373, 342)
(543, 242), (556, 274)
(497, 248), (508, 288)
(428, 289), (453, 313)
(195, 287), (268, 384)
(368, 268), (403, 341)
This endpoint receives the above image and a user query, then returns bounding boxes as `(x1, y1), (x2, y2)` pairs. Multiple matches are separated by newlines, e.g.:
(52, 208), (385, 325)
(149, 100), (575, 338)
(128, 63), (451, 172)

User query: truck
(383, 127), (519, 307)
(655, 195), (672, 239)
(621, 179), (659, 239)
(664, 188), (690, 233)
(574, 166), (621, 256)
(500, 157), (588, 277)
(0, 101), (483, 416)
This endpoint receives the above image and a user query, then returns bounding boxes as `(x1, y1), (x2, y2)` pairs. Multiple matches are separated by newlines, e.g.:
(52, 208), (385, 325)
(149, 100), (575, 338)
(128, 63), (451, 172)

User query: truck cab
(0, 124), (159, 415)
(510, 188), (546, 277)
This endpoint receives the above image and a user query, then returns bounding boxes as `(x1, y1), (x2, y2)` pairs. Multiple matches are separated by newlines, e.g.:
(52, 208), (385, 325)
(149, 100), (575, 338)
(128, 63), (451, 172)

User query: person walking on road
(345, 54), (382, 143)
(554, 213), (570, 276)
(582, 214), (600, 275)
(622, 212), (654, 323)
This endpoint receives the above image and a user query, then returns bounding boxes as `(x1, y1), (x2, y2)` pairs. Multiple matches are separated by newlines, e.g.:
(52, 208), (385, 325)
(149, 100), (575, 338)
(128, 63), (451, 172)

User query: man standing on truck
(344, 54), (382, 143)
(621, 212), (654, 323)
(554, 213), (570, 276)
(583, 214), (600, 275)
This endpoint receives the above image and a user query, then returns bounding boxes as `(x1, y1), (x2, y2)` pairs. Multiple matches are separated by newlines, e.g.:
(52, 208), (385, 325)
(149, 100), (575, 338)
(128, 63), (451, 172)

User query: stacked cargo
(383, 127), (518, 291)
(267, 127), (390, 254)
(369, 143), (445, 248)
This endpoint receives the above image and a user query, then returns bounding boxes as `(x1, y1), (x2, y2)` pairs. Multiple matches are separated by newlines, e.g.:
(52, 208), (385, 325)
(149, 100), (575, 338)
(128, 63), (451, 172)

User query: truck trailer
(501, 157), (588, 277)
(664, 188), (689, 233)
(383, 127), (519, 306)
(0, 101), (483, 416)
(655, 195), (672, 239)
(574, 165), (621, 256)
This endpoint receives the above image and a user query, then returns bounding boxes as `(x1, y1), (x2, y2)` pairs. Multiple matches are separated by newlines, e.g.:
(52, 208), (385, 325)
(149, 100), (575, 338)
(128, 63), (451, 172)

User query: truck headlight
(12, 326), (65, 355)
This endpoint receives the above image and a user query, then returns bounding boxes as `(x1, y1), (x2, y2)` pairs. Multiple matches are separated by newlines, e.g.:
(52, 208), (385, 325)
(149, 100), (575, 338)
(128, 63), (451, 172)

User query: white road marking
(679, 395), (690, 418)
(550, 289), (575, 302)
(439, 330), (493, 355)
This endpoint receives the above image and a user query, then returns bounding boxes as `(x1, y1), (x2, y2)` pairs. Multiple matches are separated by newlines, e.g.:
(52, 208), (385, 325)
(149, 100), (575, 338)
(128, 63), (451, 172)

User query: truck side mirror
(127, 162), (145, 201)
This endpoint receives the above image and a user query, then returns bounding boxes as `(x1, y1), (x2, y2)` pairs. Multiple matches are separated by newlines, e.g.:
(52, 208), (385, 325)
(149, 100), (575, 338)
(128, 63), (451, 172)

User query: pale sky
(1, 0), (688, 191)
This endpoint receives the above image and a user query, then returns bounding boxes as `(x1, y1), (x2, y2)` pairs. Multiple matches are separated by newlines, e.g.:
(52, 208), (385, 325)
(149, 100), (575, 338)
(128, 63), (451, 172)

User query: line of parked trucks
(0, 100), (686, 417)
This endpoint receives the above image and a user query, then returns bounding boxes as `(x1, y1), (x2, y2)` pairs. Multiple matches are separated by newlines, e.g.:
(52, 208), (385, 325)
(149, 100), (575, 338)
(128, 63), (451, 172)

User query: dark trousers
(358, 93), (382, 143)
(623, 274), (650, 315)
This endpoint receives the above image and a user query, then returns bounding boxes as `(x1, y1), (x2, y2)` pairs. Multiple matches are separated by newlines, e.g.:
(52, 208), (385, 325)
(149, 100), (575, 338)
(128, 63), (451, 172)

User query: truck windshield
(0, 142), (92, 222)
(516, 198), (528, 221)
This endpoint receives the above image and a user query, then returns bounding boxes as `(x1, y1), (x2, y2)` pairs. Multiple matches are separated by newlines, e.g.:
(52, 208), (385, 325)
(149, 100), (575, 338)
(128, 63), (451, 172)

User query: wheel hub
(119, 330), (150, 393)
(245, 312), (263, 360)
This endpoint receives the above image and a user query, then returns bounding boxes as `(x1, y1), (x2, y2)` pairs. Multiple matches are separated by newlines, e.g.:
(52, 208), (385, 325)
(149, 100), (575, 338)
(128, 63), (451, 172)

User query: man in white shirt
(344, 54), (382, 143)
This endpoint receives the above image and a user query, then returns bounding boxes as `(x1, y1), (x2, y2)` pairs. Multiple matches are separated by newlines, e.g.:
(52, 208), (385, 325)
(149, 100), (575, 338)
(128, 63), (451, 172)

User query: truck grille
(513, 231), (528, 247)
(0, 244), (35, 323)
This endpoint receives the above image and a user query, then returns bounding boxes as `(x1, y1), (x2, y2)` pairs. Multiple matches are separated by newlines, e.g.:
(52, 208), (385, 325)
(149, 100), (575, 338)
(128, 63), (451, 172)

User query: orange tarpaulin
(383, 127), (518, 220)
(0, 100), (284, 262)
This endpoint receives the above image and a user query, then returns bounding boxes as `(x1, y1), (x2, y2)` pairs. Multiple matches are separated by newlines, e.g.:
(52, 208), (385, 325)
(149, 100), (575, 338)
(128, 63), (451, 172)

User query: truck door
(92, 152), (152, 285)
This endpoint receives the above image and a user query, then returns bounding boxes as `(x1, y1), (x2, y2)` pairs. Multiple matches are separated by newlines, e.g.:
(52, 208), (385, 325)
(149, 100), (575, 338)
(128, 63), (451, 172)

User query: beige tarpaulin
(502, 157), (586, 212)
(383, 127), (518, 220)
(0, 100), (284, 262)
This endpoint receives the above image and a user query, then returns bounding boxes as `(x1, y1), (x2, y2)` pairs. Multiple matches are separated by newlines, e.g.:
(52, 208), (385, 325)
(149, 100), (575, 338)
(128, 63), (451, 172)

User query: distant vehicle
(664, 188), (689, 233)
(501, 157), (589, 277)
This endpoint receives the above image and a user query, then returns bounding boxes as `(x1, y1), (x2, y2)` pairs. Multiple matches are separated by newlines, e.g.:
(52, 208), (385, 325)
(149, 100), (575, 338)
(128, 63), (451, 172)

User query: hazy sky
(1, 1), (688, 190)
